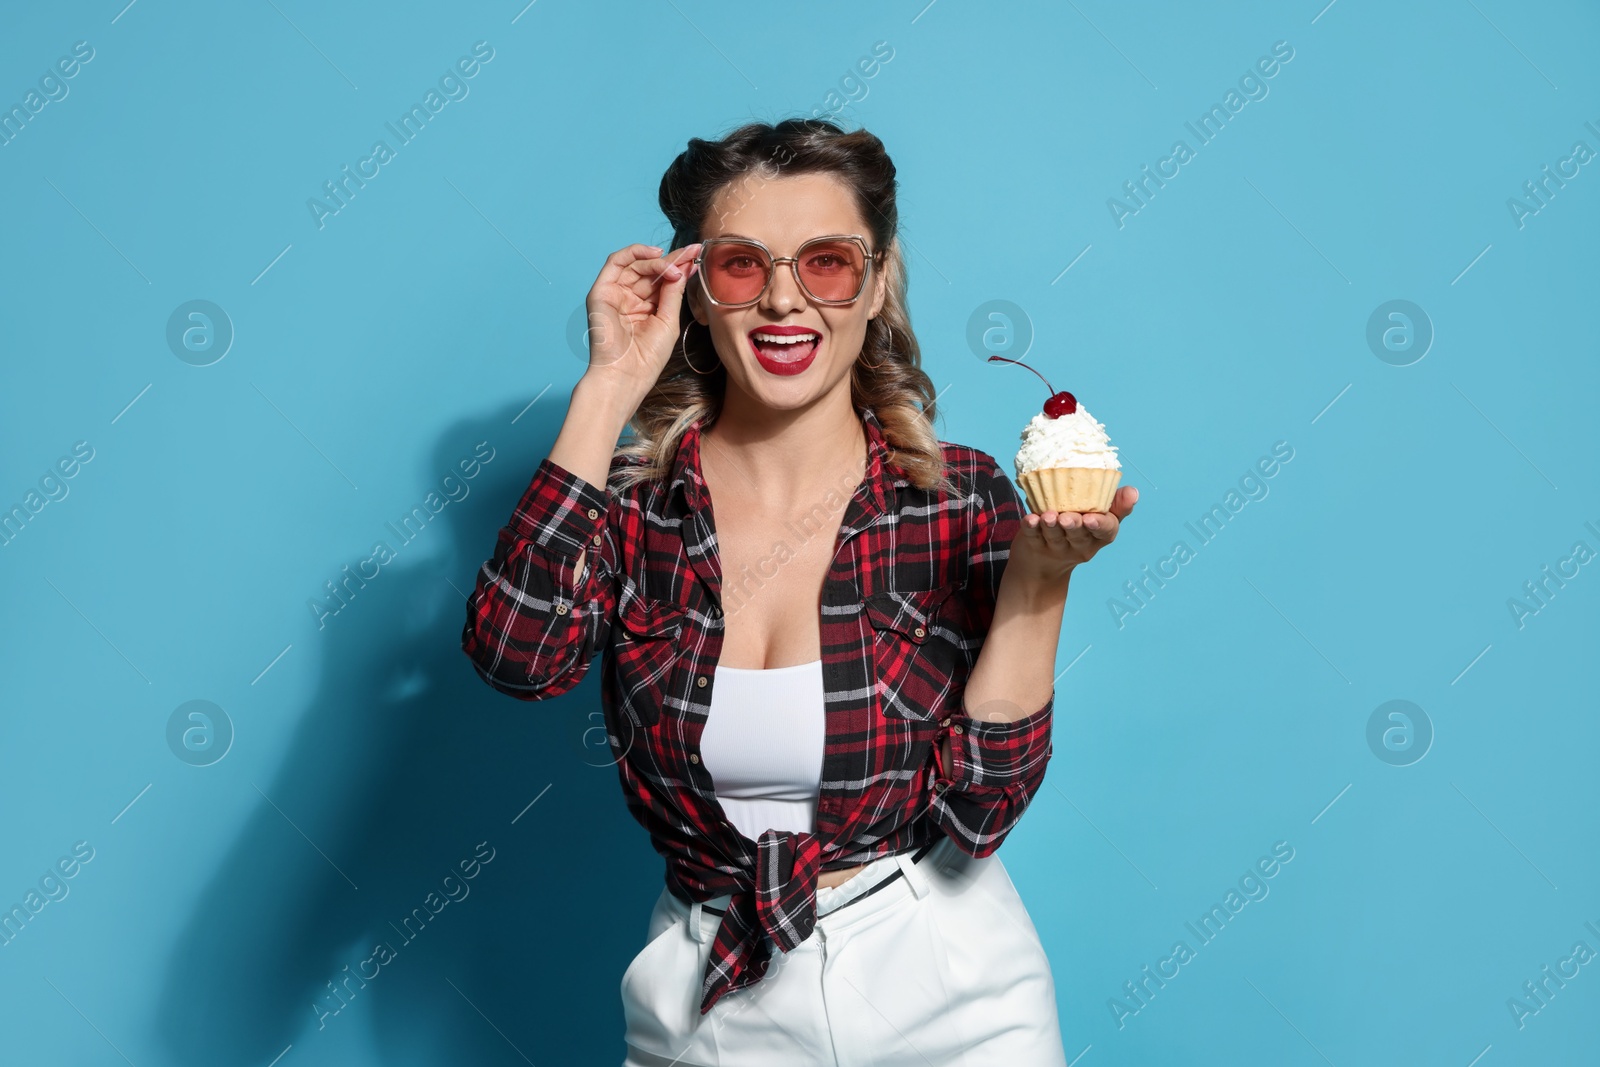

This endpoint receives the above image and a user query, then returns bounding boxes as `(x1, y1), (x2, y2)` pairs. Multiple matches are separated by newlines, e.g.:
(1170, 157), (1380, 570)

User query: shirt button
(587, 507), (599, 520)
(952, 724), (964, 735)
(697, 676), (708, 687)
(689, 753), (701, 764)
(939, 717), (951, 728)
(554, 603), (569, 615)
(592, 533), (602, 545)
(913, 626), (925, 638)
(933, 779), (948, 793)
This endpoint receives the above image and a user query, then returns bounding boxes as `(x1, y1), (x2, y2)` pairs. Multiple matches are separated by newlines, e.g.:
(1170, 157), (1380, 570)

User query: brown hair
(611, 117), (954, 496)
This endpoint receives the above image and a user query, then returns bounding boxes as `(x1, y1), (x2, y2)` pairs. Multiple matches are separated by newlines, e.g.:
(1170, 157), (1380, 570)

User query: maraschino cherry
(987, 355), (1076, 417)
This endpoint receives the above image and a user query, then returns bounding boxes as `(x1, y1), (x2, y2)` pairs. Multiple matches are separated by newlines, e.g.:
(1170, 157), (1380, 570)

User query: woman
(462, 118), (1136, 1066)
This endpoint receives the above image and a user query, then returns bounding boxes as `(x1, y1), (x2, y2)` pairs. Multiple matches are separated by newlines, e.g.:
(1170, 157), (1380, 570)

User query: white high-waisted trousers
(620, 835), (1068, 1066)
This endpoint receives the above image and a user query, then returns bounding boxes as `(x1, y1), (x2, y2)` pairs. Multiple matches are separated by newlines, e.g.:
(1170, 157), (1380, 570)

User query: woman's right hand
(581, 242), (703, 400)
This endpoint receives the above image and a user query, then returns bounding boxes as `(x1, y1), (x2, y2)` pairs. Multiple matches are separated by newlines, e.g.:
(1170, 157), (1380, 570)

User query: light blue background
(3, 1), (1597, 1064)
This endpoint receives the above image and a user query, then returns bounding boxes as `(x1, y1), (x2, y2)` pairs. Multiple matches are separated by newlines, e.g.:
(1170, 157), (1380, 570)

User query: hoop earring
(682, 320), (721, 375)
(859, 318), (894, 370)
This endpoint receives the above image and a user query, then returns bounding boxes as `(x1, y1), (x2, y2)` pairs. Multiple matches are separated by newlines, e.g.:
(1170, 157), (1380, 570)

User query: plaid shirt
(461, 404), (1054, 1015)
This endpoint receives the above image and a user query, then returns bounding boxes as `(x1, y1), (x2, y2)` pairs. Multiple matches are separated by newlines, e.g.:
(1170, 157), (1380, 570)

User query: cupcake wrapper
(1017, 467), (1121, 515)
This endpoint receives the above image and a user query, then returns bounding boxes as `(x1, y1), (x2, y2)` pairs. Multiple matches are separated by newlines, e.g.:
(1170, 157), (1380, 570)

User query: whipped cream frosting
(1014, 407), (1120, 475)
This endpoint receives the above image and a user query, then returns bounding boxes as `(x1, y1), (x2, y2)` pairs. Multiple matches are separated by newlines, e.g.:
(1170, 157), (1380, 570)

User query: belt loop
(689, 901), (709, 943)
(896, 850), (931, 899)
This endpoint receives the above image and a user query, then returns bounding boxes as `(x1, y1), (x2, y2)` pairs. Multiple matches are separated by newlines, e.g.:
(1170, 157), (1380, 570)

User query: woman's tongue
(752, 334), (819, 363)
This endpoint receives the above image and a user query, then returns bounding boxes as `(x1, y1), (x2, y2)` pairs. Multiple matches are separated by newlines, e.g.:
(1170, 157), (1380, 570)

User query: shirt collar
(669, 404), (909, 515)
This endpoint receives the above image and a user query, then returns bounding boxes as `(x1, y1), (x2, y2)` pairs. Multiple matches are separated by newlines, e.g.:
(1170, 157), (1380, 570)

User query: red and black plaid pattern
(462, 405), (1055, 1014)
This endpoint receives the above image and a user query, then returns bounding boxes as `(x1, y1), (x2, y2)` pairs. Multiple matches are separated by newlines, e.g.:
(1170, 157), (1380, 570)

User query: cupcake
(988, 355), (1121, 514)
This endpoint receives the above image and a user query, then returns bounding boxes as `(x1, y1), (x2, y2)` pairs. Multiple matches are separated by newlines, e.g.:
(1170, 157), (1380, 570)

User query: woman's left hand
(1008, 485), (1139, 584)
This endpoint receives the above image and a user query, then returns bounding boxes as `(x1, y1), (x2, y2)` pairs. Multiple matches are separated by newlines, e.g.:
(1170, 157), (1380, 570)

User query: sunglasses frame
(691, 233), (884, 308)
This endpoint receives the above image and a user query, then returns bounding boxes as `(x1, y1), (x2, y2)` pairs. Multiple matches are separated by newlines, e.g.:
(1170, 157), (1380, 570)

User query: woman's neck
(702, 389), (867, 505)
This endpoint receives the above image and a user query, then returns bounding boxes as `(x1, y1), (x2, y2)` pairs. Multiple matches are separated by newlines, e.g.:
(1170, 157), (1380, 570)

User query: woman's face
(687, 171), (888, 412)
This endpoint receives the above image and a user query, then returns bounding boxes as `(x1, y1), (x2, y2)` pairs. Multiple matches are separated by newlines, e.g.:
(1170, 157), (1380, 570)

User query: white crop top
(699, 659), (826, 842)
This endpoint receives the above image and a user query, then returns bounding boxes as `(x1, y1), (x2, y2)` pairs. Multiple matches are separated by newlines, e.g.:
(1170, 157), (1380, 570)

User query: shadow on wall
(154, 401), (659, 1067)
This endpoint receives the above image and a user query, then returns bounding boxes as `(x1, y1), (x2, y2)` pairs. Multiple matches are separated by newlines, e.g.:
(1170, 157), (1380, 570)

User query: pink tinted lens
(796, 240), (867, 301)
(704, 242), (770, 304)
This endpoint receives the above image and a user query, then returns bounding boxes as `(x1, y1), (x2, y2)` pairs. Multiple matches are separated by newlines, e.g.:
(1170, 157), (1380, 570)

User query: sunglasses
(692, 234), (883, 307)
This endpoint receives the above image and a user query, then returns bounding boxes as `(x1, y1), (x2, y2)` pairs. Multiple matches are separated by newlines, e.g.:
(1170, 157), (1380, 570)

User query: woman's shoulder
(934, 440), (1015, 494)
(603, 451), (661, 495)
(923, 440), (1028, 528)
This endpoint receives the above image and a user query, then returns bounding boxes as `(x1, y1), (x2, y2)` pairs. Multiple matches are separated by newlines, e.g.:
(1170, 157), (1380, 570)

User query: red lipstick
(747, 324), (821, 376)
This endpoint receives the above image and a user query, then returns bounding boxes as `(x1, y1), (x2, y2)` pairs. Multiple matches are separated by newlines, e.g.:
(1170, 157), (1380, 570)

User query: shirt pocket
(613, 595), (687, 728)
(863, 581), (964, 722)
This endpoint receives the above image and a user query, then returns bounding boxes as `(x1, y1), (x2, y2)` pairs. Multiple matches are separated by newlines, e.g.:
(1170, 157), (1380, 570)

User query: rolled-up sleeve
(944, 697), (1054, 791)
(928, 452), (1055, 857)
(461, 456), (621, 700)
